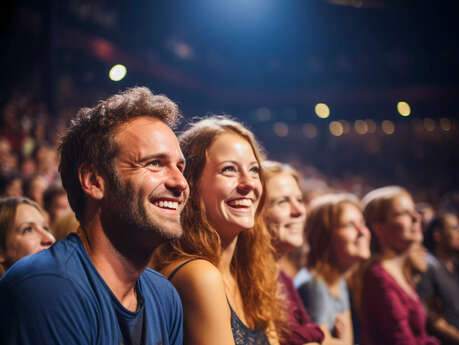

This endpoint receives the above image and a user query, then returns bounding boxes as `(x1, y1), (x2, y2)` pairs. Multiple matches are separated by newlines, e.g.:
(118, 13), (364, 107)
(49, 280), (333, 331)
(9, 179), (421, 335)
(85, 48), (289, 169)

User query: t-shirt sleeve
(0, 275), (96, 345)
(298, 279), (332, 327)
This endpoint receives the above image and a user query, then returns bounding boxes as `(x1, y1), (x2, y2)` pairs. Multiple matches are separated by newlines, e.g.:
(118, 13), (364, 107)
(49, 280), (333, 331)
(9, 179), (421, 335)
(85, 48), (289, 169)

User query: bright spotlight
(109, 64), (127, 81)
(315, 103), (330, 119)
(397, 101), (411, 117)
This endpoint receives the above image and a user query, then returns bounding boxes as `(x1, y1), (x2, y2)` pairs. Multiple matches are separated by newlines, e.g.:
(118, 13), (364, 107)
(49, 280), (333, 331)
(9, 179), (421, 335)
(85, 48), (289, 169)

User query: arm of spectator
(0, 275), (95, 345)
(168, 259), (236, 345)
(430, 317), (459, 344)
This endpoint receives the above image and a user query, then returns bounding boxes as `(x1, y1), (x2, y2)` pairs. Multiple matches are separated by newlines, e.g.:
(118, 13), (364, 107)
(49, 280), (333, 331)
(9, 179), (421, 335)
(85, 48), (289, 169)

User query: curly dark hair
(58, 86), (180, 223)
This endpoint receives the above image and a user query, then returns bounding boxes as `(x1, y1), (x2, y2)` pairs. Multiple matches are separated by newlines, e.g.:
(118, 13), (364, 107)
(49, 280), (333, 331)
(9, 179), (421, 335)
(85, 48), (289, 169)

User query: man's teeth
(154, 200), (178, 210)
(228, 199), (252, 207)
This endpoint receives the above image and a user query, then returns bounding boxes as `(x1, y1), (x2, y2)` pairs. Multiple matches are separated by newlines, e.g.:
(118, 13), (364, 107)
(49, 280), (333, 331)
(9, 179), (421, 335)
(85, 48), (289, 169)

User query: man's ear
(78, 164), (105, 200)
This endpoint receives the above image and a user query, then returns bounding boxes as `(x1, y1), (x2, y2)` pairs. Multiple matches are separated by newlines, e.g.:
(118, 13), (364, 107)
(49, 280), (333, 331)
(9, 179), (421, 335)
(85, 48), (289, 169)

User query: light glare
(109, 64), (127, 81)
(397, 101), (411, 117)
(315, 103), (330, 119)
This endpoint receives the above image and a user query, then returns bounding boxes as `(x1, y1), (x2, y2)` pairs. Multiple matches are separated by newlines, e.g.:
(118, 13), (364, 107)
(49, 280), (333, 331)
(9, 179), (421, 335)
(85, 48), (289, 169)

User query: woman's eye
(23, 226), (32, 234)
(222, 166), (236, 173)
(250, 166), (260, 174)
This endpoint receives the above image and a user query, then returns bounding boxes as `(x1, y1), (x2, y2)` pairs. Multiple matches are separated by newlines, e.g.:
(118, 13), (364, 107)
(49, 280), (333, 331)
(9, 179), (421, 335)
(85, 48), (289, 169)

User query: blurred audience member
(416, 202), (436, 232)
(23, 173), (48, 208)
(52, 211), (79, 241)
(361, 186), (438, 345)
(19, 156), (37, 178)
(299, 193), (371, 345)
(418, 213), (459, 344)
(0, 171), (22, 197)
(43, 184), (70, 227)
(263, 160), (324, 345)
(0, 197), (55, 275)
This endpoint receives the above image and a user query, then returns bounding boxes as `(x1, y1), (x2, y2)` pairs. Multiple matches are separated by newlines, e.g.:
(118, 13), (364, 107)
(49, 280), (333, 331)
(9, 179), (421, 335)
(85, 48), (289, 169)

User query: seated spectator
(360, 186), (438, 345)
(153, 116), (284, 345)
(0, 170), (22, 197)
(43, 184), (71, 227)
(23, 173), (48, 208)
(298, 193), (371, 345)
(52, 211), (79, 241)
(0, 196), (55, 275)
(418, 212), (459, 344)
(263, 160), (324, 345)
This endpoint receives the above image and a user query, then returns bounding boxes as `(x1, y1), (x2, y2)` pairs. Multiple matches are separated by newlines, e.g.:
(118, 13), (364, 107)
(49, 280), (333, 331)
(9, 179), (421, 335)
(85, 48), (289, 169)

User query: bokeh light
(315, 103), (330, 119)
(273, 122), (288, 137)
(302, 123), (318, 139)
(382, 120), (395, 135)
(329, 121), (343, 136)
(397, 101), (411, 117)
(109, 64), (127, 81)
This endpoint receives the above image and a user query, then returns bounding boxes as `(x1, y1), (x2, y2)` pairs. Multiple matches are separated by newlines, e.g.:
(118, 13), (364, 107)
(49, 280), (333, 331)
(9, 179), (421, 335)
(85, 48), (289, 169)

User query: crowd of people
(0, 86), (458, 345)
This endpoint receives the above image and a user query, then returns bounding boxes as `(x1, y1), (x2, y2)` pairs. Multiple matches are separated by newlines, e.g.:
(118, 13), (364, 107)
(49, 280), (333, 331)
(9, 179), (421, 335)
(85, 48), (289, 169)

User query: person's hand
(332, 313), (346, 339)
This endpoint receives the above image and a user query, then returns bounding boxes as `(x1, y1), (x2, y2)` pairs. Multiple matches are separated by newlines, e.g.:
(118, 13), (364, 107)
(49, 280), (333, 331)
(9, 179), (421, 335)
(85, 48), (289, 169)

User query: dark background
(1, 0), (458, 204)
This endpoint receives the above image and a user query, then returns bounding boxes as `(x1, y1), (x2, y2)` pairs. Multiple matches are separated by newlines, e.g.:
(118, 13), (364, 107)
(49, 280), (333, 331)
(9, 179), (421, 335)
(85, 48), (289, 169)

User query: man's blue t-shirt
(0, 234), (183, 345)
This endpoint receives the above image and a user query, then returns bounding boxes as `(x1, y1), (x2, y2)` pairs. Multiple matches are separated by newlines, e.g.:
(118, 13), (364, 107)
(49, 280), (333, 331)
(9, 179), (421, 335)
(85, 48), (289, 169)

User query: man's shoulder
(0, 234), (93, 306)
(140, 267), (180, 299)
(1, 234), (82, 286)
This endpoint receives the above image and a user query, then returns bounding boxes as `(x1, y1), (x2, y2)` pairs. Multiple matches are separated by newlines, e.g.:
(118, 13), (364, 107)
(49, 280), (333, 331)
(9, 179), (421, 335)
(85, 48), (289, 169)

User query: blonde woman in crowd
(262, 160), (324, 345)
(0, 196), (55, 275)
(298, 193), (371, 345)
(153, 116), (283, 345)
(360, 186), (438, 345)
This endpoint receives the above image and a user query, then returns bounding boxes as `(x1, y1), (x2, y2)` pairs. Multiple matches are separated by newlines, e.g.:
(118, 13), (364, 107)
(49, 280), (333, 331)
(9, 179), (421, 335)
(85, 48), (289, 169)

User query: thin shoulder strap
(167, 258), (200, 281)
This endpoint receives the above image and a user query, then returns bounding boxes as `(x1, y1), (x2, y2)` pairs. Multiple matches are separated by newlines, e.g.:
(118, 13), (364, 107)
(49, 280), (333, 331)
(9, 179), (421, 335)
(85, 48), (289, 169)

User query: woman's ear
(78, 164), (105, 201)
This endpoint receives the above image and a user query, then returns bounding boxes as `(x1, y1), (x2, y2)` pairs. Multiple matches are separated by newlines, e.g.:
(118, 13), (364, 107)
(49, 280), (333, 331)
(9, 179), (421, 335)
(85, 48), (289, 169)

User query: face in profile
(49, 194), (71, 224)
(0, 203), (55, 269)
(438, 213), (459, 252)
(104, 117), (189, 243)
(199, 132), (262, 243)
(264, 172), (306, 253)
(380, 193), (422, 252)
(331, 203), (371, 270)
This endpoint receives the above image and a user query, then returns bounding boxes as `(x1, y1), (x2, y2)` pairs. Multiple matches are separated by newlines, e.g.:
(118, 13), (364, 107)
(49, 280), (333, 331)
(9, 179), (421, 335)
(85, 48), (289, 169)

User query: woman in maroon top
(360, 186), (439, 345)
(262, 161), (324, 345)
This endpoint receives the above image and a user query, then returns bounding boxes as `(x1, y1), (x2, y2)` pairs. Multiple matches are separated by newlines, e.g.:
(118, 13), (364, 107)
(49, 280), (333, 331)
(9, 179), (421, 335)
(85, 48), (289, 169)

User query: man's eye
(148, 160), (160, 167)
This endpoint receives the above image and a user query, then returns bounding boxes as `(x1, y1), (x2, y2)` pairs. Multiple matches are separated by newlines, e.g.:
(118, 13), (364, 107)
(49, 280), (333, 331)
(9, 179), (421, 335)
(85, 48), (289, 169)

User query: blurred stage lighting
(424, 118), (435, 132)
(303, 123), (318, 139)
(315, 103), (330, 119)
(274, 122), (288, 137)
(382, 120), (395, 135)
(397, 101), (411, 117)
(329, 121), (343, 136)
(109, 64), (127, 81)
(440, 118), (451, 131)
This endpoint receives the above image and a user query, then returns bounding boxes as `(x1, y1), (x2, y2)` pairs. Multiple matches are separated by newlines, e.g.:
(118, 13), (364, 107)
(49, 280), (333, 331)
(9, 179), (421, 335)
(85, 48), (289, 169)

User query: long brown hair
(306, 193), (360, 271)
(153, 116), (284, 334)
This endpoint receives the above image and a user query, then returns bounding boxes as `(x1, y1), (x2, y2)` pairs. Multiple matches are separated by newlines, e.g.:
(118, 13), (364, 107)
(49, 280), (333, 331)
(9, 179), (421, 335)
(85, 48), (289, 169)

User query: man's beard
(100, 171), (183, 256)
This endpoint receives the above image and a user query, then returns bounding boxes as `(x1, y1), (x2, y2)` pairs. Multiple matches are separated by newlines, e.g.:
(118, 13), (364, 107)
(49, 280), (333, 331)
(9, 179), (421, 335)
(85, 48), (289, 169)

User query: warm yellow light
(382, 120), (395, 135)
(315, 103), (330, 119)
(439, 118), (451, 131)
(424, 118), (435, 132)
(397, 101), (411, 117)
(341, 120), (351, 134)
(366, 119), (377, 133)
(273, 122), (288, 137)
(302, 124), (318, 139)
(109, 64), (127, 81)
(329, 121), (343, 136)
(354, 120), (368, 135)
